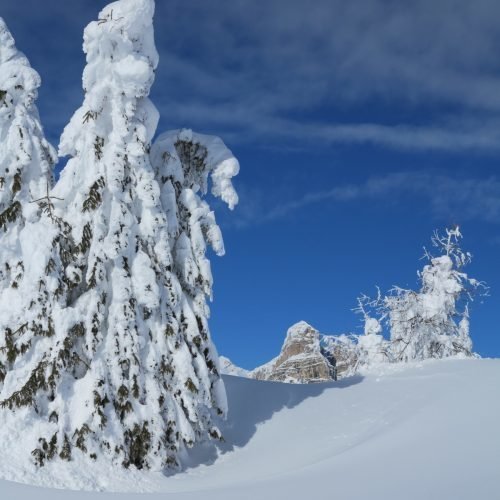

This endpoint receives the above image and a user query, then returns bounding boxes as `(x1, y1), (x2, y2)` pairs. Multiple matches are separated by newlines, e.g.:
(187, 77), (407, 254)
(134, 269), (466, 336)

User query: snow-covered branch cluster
(353, 227), (485, 369)
(0, 0), (238, 471)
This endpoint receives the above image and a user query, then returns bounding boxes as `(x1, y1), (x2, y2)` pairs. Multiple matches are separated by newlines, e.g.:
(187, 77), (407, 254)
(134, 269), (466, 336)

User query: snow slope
(0, 358), (498, 499)
(219, 356), (251, 378)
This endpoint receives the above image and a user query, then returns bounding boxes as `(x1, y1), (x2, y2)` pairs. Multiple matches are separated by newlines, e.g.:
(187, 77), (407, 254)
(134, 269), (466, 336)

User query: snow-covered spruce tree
(0, 0), (238, 470)
(387, 227), (483, 362)
(0, 18), (66, 387)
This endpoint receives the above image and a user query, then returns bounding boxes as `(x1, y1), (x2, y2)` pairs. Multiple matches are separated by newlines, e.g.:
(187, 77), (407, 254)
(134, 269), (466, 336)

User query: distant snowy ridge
(218, 356), (251, 378)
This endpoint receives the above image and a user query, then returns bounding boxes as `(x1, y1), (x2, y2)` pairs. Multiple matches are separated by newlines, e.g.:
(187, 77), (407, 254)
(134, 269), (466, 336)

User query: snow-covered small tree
(0, 18), (64, 387)
(384, 287), (421, 362)
(0, 0), (238, 470)
(387, 227), (483, 362)
(354, 291), (389, 368)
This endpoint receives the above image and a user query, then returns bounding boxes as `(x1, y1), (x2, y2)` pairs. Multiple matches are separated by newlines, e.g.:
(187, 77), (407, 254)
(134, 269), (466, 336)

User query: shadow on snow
(174, 374), (364, 474)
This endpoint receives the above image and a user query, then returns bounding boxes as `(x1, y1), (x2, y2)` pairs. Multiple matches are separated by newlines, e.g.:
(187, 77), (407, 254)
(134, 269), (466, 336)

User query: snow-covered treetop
(420, 226), (483, 301)
(83, 0), (158, 94)
(151, 129), (240, 211)
(424, 226), (472, 270)
(354, 291), (384, 336)
(59, 0), (159, 159)
(0, 18), (40, 109)
(0, 17), (56, 222)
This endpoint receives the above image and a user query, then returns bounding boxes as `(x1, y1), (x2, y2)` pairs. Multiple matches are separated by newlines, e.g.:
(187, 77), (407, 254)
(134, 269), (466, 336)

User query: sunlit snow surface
(0, 359), (498, 499)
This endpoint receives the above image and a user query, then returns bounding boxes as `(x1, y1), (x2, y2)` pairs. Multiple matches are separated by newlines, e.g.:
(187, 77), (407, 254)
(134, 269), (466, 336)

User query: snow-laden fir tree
(387, 227), (483, 362)
(0, 0), (238, 470)
(0, 18), (65, 387)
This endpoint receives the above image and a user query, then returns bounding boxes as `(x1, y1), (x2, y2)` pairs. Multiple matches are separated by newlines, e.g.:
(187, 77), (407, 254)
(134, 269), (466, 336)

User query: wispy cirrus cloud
(151, 0), (500, 152)
(4, 0), (500, 152)
(230, 171), (500, 228)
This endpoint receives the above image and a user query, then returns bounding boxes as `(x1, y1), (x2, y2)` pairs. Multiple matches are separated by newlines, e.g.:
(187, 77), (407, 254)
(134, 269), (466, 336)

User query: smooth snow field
(0, 358), (498, 499)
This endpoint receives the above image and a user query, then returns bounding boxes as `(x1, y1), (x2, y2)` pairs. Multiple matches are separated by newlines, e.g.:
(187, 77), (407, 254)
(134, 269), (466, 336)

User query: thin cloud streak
(152, 0), (500, 151)
(4, 0), (500, 152)
(157, 99), (500, 152)
(230, 172), (500, 228)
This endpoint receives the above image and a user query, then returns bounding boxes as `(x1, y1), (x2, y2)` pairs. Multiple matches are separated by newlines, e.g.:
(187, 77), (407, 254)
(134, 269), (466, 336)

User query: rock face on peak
(220, 322), (360, 383)
(253, 322), (336, 383)
(321, 334), (359, 379)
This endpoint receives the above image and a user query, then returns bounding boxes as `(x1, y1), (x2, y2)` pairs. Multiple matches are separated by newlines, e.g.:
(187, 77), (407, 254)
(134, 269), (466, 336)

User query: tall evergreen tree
(0, 18), (63, 386)
(0, 0), (238, 470)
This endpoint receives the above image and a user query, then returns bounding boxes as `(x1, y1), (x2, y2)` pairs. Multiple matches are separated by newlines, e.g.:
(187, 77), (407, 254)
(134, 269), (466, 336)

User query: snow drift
(0, 358), (498, 499)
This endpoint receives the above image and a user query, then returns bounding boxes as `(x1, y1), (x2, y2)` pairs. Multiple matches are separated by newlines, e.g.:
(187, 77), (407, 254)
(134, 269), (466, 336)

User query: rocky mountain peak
(253, 322), (335, 383)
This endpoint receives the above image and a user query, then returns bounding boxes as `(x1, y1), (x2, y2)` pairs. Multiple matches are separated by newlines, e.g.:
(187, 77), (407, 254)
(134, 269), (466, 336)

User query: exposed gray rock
(321, 334), (359, 379)
(220, 322), (360, 383)
(253, 322), (336, 383)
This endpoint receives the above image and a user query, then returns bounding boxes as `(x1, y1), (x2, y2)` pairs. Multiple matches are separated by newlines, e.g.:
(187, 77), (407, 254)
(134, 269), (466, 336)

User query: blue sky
(2, 0), (499, 368)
